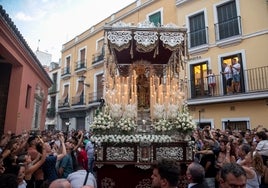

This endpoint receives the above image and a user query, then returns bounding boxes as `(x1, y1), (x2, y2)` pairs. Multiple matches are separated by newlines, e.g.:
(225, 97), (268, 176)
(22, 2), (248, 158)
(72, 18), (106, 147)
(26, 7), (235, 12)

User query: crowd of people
(0, 130), (96, 188)
(0, 124), (267, 188)
(152, 125), (268, 188)
(189, 125), (268, 188)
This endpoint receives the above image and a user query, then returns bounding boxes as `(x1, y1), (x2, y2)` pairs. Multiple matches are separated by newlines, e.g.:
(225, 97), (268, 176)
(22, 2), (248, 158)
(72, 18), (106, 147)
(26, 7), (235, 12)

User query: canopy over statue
(102, 20), (189, 128)
(91, 20), (195, 188)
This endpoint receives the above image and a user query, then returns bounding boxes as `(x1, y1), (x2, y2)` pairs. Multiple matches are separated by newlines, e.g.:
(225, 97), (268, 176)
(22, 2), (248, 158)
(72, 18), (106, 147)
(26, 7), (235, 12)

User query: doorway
(220, 53), (245, 94)
(190, 62), (208, 98)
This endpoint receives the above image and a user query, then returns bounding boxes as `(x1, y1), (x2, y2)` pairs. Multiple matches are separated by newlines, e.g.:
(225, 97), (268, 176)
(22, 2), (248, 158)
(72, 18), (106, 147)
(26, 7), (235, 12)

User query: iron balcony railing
(92, 52), (104, 65)
(214, 16), (242, 41)
(72, 95), (86, 106)
(188, 66), (268, 99)
(61, 66), (71, 76)
(48, 83), (57, 94)
(58, 98), (70, 108)
(188, 27), (209, 48)
(75, 60), (87, 71)
(88, 91), (103, 104)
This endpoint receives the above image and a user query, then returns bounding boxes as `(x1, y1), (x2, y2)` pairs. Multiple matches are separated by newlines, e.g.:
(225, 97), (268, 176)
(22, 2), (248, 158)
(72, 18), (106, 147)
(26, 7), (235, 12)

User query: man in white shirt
(231, 58), (241, 93)
(67, 163), (97, 188)
(221, 63), (233, 95)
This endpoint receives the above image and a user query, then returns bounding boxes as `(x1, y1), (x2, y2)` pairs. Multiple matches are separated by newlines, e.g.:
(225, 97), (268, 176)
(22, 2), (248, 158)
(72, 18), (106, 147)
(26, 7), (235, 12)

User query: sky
(0, 0), (135, 62)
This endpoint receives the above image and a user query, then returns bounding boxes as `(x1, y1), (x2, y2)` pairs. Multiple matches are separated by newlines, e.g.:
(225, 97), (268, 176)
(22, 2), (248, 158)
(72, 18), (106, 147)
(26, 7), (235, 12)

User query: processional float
(91, 20), (196, 188)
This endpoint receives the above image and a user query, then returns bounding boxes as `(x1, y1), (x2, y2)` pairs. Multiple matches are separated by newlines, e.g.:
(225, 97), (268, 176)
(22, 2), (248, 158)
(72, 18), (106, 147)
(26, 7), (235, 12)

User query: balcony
(92, 51), (104, 65)
(61, 66), (71, 80)
(188, 27), (209, 54)
(215, 16), (242, 47)
(48, 84), (57, 94)
(46, 107), (56, 118)
(72, 95), (86, 106)
(58, 98), (70, 108)
(88, 91), (103, 104)
(187, 66), (268, 105)
(75, 60), (87, 74)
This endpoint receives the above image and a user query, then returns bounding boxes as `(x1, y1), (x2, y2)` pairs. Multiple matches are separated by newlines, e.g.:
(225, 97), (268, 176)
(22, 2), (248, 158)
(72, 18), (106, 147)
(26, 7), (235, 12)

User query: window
(97, 39), (104, 54)
(32, 99), (41, 129)
(224, 120), (248, 131)
(73, 81), (84, 105)
(80, 48), (86, 65)
(96, 73), (103, 100)
(190, 63), (208, 98)
(216, 0), (240, 40)
(76, 117), (85, 130)
(149, 11), (161, 27)
(189, 12), (207, 48)
(65, 56), (71, 73)
(220, 53), (245, 95)
(25, 85), (31, 108)
(61, 85), (69, 105)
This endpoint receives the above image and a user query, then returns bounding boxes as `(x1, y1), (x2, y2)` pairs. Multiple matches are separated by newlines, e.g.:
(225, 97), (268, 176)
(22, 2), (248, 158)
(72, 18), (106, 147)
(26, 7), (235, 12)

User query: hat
(27, 135), (37, 144)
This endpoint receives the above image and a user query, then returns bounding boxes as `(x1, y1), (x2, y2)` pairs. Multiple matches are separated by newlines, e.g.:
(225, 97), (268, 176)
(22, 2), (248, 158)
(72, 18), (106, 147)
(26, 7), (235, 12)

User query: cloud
(15, 12), (34, 21)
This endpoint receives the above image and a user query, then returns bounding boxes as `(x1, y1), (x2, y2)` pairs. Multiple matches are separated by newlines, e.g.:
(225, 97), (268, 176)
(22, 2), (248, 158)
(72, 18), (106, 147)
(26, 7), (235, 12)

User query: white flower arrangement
(153, 104), (196, 135)
(116, 117), (137, 134)
(154, 119), (172, 133)
(123, 104), (137, 119)
(90, 105), (138, 135)
(171, 105), (196, 134)
(110, 104), (123, 118)
(91, 134), (172, 144)
(90, 111), (115, 134)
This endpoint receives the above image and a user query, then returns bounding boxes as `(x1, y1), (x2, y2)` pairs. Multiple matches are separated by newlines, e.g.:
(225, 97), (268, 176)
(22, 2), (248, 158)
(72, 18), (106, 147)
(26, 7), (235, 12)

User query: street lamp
(65, 121), (70, 132)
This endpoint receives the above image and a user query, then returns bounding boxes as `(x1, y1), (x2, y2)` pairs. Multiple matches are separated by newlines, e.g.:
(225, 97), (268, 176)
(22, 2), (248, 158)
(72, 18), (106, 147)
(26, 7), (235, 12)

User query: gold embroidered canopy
(105, 20), (187, 66)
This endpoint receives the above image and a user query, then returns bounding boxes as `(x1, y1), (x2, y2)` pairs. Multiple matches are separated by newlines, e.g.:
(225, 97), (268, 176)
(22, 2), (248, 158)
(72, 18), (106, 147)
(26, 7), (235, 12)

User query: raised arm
(57, 135), (66, 161)
(26, 141), (46, 175)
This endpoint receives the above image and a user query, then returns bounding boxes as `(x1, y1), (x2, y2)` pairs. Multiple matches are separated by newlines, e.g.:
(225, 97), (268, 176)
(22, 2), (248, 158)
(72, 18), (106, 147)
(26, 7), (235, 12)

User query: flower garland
(90, 104), (196, 143)
(91, 134), (173, 144)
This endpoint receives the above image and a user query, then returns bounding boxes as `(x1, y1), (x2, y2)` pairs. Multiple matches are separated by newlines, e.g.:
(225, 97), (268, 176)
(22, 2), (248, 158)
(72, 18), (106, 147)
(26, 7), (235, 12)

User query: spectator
(49, 178), (71, 188)
(0, 173), (18, 188)
(231, 58), (241, 93)
(42, 134), (66, 184)
(57, 141), (73, 178)
(240, 151), (262, 187)
(27, 134), (44, 188)
(67, 163), (97, 188)
(186, 161), (208, 187)
(17, 163), (27, 188)
(207, 69), (216, 96)
(219, 163), (246, 188)
(85, 135), (95, 174)
(151, 158), (180, 188)
(255, 131), (268, 166)
(221, 63), (233, 95)
(199, 139), (217, 188)
(236, 143), (251, 165)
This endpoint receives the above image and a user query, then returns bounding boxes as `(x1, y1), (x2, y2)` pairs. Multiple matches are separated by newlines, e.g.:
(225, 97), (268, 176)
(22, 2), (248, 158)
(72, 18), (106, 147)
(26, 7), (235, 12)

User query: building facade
(59, 0), (179, 131)
(45, 62), (61, 130)
(59, 0), (268, 131)
(177, 0), (268, 130)
(0, 6), (52, 134)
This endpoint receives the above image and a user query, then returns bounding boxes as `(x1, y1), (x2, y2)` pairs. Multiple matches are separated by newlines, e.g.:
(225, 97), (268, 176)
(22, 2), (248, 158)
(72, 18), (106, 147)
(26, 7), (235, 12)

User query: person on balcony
(207, 69), (216, 96)
(221, 63), (233, 95)
(231, 58), (241, 93)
